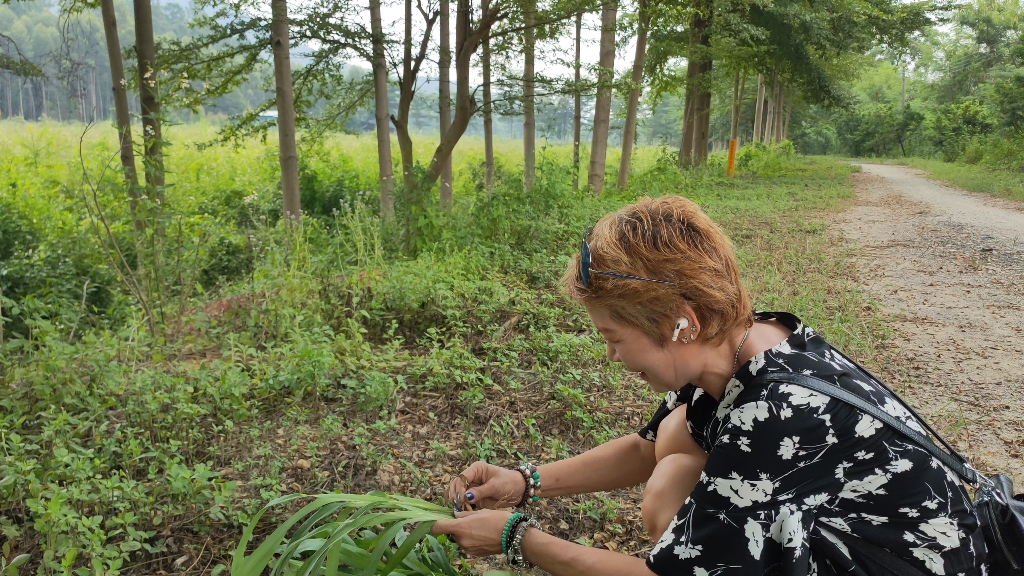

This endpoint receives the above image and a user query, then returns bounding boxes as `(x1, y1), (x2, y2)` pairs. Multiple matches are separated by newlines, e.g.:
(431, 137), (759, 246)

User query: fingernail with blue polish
(466, 492), (475, 501)
(454, 506), (462, 512)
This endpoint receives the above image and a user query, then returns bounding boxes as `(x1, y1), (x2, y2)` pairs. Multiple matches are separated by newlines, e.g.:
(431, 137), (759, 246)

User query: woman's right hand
(447, 461), (527, 510)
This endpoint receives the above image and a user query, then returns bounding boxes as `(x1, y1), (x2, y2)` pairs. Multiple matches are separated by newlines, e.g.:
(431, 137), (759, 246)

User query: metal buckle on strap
(964, 462), (994, 490)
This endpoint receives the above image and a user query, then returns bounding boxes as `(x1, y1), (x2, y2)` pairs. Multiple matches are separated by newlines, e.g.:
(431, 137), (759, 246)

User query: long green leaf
(272, 501), (381, 576)
(381, 523), (434, 576)
(359, 519), (412, 576)
(233, 495), (326, 575)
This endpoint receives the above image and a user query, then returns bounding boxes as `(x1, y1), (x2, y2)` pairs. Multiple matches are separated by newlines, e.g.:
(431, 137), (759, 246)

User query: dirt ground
(834, 163), (1024, 487)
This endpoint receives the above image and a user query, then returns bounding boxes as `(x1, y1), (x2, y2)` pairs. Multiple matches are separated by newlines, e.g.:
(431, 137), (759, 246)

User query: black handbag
(756, 369), (1024, 574)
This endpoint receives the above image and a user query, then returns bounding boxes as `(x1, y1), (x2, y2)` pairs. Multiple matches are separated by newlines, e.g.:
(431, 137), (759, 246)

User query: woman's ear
(670, 308), (699, 343)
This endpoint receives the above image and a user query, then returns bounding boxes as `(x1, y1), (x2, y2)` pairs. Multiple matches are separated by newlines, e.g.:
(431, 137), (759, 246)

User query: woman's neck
(693, 320), (793, 401)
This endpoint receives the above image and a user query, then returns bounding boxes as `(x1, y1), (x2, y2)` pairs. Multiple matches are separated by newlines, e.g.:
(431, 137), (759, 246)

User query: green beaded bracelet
(501, 512), (525, 554)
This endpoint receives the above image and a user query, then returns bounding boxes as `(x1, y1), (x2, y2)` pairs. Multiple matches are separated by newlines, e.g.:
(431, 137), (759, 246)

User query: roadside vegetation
(0, 122), (881, 573)
(787, 0), (1023, 201)
(885, 158), (1024, 203)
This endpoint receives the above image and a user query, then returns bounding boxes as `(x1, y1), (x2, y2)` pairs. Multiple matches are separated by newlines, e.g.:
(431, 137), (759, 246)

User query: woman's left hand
(430, 509), (512, 557)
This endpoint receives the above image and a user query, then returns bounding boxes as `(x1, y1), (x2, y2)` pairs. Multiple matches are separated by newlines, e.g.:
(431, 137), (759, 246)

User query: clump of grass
(232, 492), (457, 576)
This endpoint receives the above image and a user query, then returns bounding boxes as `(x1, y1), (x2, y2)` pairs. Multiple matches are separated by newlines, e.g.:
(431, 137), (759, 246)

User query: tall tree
(726, 71), (745, 176)
(391, 0), (439, 191)
(690, 1), (712, 166)
(392, 0), (505, 190)
(439, 0), (454, 209)
(271, 0), (301, 221)
(752, 73), (765, 143)
(678, 60), (697, 167)
(773, 79), (785, 142)
(571, 10), (582, 191)
(99, 0), (143, 233)
(421, 0), (505, 183)
(482, 0), (495, 196)
(522, 0), (536, 191)
(370, 0), (395, 217)
(617, 0), (649, 191)
(133, 0), (165, 204)
(587, 0), (617, 193)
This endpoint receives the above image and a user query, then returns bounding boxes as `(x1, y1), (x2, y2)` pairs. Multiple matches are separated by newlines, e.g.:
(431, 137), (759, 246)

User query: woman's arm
(447, 433), (657, 508)
(538, 432), (657, 497)
(521, 528), (656, 576)
(430, 509), (657, 576)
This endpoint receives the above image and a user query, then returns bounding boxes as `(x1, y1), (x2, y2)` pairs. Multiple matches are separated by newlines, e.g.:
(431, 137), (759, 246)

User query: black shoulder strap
(755, 371), (979, 485)
(826, 346), (967, 464)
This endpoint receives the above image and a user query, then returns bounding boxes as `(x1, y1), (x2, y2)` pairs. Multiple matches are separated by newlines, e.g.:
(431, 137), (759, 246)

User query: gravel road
(835, 163), (1024, 486)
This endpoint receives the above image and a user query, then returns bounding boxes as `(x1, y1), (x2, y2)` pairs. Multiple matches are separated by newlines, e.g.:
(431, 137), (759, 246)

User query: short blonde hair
(561, 196), (752, 346)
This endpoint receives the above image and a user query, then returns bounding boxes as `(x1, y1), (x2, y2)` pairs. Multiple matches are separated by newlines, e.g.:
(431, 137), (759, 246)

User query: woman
(431, 196), (986, 575)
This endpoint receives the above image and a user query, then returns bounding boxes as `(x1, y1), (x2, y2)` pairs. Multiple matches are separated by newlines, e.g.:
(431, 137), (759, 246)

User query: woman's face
(584, 302), (699, 394)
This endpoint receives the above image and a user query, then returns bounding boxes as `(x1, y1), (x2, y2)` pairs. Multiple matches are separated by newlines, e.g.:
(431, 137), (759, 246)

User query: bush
(931, 99), (997, 162)
(298, 149), (377, 219)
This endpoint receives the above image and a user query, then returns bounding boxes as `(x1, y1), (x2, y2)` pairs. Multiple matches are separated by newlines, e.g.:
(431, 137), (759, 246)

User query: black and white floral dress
(638, 312), (987, 576)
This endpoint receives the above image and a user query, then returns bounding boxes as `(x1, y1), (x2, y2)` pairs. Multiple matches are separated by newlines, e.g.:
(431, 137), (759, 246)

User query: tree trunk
(783, 102), (792, 140)
(370, 0), (395, 217)
(390, 0), (438, 192)
(774, 80), (785, 143)
(40, 78), (48, 118)
(587, 0), (617, 194)
(678, 36), (699, 167)
(26, 79), (36, 121)
(79, 79), (86, 121)
(394, 0), (417, 192)
(752, 73), (764, 144)
(617, 0), (648, 191)
(572, 10), (582, 192)
(90, 69), (98, 122)
(522, 0), (536, 192)
(727, 71), (745, 177)
(438, 0), (453, 209)
(764, 78), (776, 143)
(100, 0), (143, 231)
(482, 0), (495, 196)
(422, 0), (503, 184)
(271, 0), (301, 221)
(691, 4), (712, 167)
(134, 0), (166, 202)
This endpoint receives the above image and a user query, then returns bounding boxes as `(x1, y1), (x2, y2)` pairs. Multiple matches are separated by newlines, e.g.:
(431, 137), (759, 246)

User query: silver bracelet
(506, 517), (541, 573)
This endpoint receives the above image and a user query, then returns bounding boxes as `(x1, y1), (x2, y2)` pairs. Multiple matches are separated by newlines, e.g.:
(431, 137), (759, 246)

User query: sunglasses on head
(579, 227), (681, 288)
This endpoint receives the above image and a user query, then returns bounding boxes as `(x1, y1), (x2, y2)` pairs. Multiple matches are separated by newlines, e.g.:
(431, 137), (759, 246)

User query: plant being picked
(231, 491), (462, 576)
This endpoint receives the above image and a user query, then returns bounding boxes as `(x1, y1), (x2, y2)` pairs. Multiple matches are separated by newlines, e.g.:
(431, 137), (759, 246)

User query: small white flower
(803, 493), (829, 507)
(887, 458), (913, 473)
(673, 543), (702, 559)
(778, 436), (800, 460)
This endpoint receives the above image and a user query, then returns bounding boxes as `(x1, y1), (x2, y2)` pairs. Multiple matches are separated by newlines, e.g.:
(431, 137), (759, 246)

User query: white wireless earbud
(671, 318), (689, 342)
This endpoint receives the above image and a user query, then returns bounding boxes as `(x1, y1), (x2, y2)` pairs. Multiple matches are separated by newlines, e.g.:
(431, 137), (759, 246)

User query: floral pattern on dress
(638, 312), (987, 576)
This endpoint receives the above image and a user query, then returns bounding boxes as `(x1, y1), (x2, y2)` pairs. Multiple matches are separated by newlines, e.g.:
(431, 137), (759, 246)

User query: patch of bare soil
(833, 164), (1024, 486)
